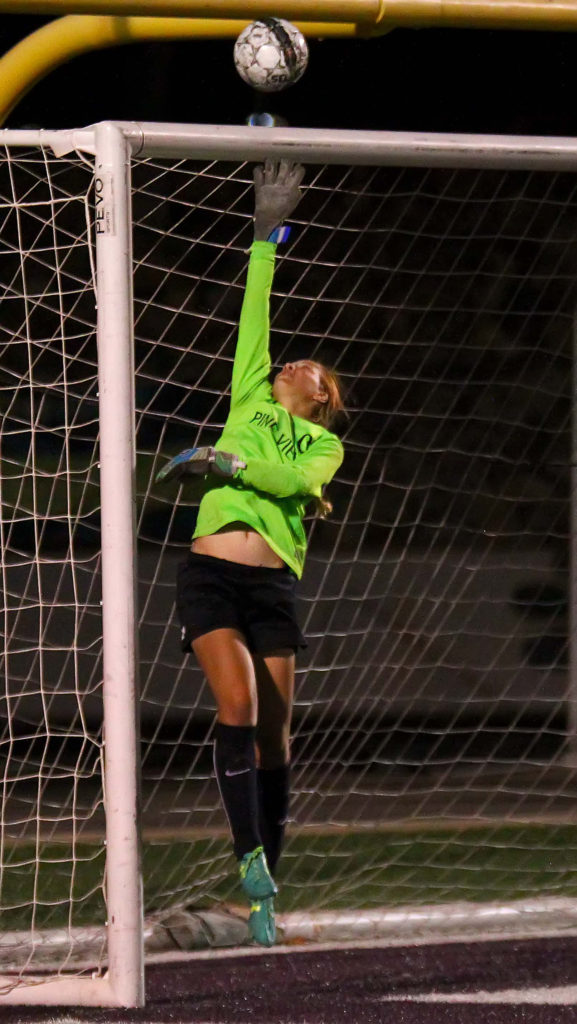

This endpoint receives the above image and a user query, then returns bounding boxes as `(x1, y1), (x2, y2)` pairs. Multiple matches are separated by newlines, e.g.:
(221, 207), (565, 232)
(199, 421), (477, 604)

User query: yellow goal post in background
(3, 1), (577, 125)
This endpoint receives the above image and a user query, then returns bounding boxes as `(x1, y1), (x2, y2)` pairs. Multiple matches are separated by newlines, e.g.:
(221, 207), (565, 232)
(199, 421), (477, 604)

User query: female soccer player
(158, 161), (344, 946)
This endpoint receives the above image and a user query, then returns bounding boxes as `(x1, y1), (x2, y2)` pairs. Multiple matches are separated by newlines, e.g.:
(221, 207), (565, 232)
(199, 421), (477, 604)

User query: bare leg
(192, 627), (257, 725)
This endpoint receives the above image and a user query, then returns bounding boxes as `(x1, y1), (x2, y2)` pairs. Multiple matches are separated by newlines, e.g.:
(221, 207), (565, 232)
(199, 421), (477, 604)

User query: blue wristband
(267, 225), (292, 244)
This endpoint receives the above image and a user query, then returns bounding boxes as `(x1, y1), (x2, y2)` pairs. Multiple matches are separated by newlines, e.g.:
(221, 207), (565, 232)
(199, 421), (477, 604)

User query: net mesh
(134, 157), (576, 915)
(0, 146), (106, 984)
(1, 140), (577, 986)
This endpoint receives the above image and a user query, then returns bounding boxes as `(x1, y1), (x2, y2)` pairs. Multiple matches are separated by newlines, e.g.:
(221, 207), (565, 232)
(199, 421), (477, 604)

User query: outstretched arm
(157, 163), (308, 484)
(231, 160), (305, 407)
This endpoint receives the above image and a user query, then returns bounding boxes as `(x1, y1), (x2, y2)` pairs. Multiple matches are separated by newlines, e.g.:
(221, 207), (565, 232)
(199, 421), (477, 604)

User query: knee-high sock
(257, 763), (290, 876)
(213, 722), (261, 861)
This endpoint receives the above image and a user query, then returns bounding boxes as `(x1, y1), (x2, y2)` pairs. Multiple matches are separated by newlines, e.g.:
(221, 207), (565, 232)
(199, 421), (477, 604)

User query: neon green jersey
(193, 240), (344, 578)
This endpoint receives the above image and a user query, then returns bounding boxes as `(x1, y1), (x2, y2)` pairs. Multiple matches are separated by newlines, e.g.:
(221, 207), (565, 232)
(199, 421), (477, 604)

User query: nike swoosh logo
(225, 767), (251, 777)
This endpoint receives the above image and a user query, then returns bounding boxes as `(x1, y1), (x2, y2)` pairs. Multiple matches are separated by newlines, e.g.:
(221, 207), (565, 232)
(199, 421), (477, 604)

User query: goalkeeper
(158, 160), (344, 947)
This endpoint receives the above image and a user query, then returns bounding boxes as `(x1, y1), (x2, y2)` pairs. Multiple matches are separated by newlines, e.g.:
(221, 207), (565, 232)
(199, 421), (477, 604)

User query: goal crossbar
(4, 122), (577, 169)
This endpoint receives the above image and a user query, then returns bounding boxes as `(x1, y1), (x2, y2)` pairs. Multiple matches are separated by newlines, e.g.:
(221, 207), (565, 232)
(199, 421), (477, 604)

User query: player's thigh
(192, 627), (257, 726)
(254, 649), (295, 766)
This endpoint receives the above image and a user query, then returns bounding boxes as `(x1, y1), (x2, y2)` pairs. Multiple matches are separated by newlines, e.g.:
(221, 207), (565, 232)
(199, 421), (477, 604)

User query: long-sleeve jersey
(192, 240), (344, 579)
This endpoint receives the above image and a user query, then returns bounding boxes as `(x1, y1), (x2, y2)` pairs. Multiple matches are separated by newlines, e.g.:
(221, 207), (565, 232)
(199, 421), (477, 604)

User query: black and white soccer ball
(234, 18), (308, 93)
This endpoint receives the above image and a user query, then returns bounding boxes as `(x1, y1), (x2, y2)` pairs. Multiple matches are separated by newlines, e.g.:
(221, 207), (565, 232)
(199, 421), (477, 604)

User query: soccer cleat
(249, 897), (276, 947)
(239, 845), (278, 901)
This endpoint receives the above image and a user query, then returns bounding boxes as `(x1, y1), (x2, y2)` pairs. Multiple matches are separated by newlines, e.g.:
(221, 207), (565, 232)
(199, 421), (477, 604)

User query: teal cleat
(239, 846), (278, 901)
(249, 897), (276, 947)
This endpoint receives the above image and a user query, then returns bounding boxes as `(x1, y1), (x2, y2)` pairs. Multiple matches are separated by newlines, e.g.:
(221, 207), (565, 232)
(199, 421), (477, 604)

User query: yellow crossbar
(0, 15), (358, 124)
(2, 1), (577, 31)
(2, 1), (577, 125)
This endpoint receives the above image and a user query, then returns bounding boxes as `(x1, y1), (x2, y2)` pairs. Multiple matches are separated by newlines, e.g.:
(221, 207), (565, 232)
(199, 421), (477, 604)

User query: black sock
(257, 763), (291, 876)
(213, 723), (261, 861)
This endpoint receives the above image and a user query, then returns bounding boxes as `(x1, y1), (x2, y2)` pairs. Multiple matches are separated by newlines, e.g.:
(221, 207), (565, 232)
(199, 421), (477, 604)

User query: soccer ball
(234, 18), (308, 93)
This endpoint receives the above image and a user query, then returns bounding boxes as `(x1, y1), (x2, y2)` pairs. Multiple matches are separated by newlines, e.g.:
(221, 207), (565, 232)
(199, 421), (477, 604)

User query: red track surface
(3, 936), (577, 1023)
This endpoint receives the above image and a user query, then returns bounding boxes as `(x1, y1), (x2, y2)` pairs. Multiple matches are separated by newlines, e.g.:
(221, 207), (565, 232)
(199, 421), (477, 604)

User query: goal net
(1, 123), (577, 1001)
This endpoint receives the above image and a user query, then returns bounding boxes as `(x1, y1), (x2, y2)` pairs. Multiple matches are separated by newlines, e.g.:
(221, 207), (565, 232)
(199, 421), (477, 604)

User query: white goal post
(2, 120), (577, 1005)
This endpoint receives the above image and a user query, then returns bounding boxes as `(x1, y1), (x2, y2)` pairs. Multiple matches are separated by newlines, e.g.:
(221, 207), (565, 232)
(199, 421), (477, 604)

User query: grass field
(1, 823), (577, 932)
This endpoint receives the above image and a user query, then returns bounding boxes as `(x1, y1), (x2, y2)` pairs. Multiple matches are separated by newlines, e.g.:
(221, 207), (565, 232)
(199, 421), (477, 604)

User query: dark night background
(1, 15), (576, 747)
(3, 16), (577, 136)
(2, 12), (577, 916)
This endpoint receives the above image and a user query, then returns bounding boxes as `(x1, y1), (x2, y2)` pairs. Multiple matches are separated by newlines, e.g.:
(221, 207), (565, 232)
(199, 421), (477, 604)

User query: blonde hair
(310, 363), (346, 517)
(313, 495), (333, 519)
(311, 363), (346, 429)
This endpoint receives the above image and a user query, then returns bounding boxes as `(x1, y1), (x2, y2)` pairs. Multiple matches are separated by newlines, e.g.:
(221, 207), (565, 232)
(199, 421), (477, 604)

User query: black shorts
(176, 551), (306, 655)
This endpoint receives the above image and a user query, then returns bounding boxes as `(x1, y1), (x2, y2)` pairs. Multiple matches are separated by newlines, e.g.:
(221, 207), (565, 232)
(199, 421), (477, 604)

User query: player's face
(273, 360), (327, 407)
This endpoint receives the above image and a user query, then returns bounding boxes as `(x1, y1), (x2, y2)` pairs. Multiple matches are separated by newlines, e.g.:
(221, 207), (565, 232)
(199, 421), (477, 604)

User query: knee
(217, 693), (256, 728)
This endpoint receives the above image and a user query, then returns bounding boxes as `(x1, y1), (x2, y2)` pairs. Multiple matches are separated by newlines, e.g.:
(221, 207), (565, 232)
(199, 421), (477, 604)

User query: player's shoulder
(315, 421), (343, 447)
(298, 418), (343, 456)
(230, 379), (273, 411)
(318, 427), (344, 467)
(324, 428), (344, 460)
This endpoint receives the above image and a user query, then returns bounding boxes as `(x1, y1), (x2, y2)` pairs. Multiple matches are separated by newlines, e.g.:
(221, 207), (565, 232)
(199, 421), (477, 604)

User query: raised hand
(253, 159), (305, 241)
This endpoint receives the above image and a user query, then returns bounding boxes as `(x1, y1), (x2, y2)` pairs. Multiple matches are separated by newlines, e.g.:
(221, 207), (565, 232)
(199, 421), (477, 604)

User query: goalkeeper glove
(212, 449), (247, 478)
(155, 446), (245, 484)
(253, 160), (304, 242)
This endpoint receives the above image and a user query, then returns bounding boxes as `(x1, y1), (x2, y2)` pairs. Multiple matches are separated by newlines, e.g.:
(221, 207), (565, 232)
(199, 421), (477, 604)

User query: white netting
(0, 146), (106, 985)
(1, 136), (577, 989)
(133, 157), (576, 915)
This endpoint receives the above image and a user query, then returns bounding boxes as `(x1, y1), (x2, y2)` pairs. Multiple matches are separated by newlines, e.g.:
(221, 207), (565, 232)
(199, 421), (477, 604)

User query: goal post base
(0, 974), (141, 1008)
(278, 897), (577, 947)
